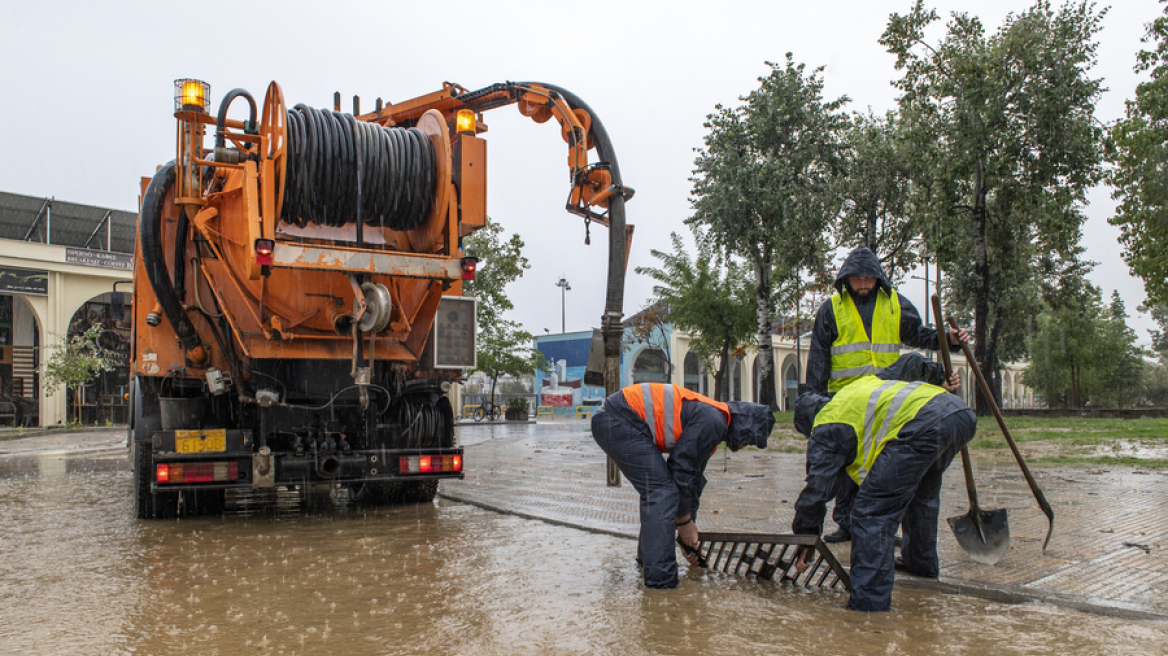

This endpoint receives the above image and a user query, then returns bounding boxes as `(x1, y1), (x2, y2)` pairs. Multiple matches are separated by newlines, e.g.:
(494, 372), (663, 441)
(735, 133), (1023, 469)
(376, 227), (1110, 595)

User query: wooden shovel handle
(931, 295), (954, 378)
(947, 316), (1055, 529)
(932, 296), (980, 511)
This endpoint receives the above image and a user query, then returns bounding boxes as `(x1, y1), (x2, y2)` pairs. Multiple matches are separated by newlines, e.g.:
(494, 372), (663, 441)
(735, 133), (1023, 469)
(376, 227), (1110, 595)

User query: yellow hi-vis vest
(828, 289), (902, 393)
(812, 375), (946, 484)
(620, 383), (730, 453)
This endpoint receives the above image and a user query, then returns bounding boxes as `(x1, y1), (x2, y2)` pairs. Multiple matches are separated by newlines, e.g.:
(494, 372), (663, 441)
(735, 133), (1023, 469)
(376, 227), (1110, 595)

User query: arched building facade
(0, 192), (135, 426)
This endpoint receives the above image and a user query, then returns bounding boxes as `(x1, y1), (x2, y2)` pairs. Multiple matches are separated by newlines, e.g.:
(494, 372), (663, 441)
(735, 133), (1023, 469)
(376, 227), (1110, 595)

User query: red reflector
(460, 256), (478, 281)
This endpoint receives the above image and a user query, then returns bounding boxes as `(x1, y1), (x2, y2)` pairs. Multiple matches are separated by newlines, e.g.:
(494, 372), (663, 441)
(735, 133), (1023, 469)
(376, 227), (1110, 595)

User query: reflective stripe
(620, 383), (729, 453)
(830, 365), (876, 379)
(871, 343), (900, 353)
(831, 341), (873, 356)
(640, 383), (658, 449)
(661, 386), (676, 452)
(855, 381), (898, 482)
(875, 383), (923, 445)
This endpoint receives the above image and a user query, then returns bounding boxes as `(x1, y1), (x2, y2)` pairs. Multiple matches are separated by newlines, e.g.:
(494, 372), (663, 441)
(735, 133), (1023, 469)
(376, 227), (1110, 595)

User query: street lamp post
(911, 256), (938, 361)
(555, 276), (571, 333)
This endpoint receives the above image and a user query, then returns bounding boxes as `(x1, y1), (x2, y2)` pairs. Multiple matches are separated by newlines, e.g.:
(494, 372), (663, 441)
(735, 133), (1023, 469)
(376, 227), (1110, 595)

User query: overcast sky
(2, 0), (1162, 348)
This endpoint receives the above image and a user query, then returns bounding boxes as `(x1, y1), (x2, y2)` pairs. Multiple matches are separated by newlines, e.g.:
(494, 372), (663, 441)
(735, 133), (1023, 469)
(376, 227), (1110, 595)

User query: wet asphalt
(5, 420), (1165, 622)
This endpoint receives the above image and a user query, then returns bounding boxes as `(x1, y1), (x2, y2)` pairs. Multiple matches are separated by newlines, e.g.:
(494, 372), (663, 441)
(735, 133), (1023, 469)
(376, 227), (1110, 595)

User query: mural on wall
(535, 334), (605, 408)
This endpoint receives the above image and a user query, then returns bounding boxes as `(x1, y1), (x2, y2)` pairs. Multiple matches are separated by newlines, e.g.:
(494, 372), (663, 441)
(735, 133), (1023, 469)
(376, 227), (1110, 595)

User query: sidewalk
(443, 421), (1168, 622)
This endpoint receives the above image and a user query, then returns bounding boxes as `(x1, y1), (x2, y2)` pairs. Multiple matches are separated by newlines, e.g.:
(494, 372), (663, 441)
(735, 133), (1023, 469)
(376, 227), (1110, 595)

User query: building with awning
(0, 191), (135, 426)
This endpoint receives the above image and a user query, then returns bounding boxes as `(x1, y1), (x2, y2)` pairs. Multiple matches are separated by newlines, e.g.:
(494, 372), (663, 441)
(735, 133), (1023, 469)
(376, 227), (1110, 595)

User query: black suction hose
(215, 88), (258, 147)
(140, 161), (201, 351)
(521, 82), (627, 319)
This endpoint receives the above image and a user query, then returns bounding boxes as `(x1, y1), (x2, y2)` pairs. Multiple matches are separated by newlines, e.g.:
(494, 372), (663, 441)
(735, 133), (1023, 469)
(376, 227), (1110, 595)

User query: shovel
(947, 314), (1055, 553)
(932, 296), (1011, 565)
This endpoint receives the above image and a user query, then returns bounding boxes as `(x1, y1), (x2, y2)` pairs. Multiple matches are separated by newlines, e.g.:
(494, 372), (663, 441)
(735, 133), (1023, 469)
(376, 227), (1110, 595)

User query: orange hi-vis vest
(620, 383), (730, 453)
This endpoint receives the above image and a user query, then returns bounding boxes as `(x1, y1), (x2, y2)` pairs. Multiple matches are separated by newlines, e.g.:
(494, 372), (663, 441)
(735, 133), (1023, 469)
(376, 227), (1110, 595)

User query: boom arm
(374, 81), (632, 485)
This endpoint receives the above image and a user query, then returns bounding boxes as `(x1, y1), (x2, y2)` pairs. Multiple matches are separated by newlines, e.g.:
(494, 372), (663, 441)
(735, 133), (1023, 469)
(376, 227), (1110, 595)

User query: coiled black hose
(392, 399), (445, 448)
(140, 161), (201, 351)
(282, 105), (436, 231)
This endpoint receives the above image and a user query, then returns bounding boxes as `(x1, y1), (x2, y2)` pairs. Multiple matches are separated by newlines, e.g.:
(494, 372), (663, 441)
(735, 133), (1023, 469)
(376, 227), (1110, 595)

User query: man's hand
(942, 371), (962, 393)
(677, 520), (700, 565)
(794, 545), (815, 573)
(948, 327), (970, 347)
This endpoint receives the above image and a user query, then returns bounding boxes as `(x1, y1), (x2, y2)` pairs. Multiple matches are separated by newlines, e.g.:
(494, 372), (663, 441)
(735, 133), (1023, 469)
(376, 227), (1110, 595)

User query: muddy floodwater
(2, 441), (1166, 656)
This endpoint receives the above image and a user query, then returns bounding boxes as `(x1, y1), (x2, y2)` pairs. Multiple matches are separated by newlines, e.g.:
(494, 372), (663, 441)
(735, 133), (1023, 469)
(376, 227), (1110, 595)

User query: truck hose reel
(282, 105), (436, 231)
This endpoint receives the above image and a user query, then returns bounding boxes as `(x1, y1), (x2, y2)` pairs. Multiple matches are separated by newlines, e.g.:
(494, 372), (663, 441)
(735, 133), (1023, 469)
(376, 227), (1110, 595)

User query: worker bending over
(806, 246), (968, 543)
(791, 353), (976, 611)
(591, 383), (774, 589)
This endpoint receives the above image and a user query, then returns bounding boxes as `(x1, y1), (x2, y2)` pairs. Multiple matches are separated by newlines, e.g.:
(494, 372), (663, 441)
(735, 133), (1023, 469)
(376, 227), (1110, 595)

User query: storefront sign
(66, 248), (133, 270)
(0, 266), (48, 295)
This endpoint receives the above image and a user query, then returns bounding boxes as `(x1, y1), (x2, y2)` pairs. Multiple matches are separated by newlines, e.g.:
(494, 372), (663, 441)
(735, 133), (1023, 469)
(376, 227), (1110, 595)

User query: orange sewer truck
(125, 79), (631, 518)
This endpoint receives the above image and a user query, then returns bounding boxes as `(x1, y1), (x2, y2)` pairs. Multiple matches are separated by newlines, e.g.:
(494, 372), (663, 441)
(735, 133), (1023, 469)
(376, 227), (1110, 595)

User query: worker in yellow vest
(806, 247), (969, 543)
(591, 383), (775, 589)
(791, 352), (975, 612)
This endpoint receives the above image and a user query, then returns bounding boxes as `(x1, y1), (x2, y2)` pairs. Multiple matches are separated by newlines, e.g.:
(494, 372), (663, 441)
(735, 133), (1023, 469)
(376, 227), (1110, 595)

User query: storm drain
(691, 532), (851, 591)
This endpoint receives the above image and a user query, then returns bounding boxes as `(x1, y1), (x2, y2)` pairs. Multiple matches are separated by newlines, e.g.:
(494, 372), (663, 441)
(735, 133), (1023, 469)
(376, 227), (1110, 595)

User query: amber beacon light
(175, 78), (210, 113)
(456, 109), (476, 134)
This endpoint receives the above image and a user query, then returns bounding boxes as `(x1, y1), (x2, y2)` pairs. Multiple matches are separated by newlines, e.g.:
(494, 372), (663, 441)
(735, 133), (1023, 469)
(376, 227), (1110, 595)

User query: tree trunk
(1070, 362), (1082, 408)
(971, 159), (992, 416)
(986, 311), (1003, 408)
(866, 205), (878, 251)
(714, 334), (731, 401)
(755, 248), (777, 410)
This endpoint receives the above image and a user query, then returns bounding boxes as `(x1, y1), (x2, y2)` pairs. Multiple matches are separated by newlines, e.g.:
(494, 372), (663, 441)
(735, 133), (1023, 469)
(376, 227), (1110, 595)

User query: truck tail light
(399, 455), (462, 474)
(156, 461), (240, 484)
(255, 238), (275, 265)
(460, 256), (478, 281)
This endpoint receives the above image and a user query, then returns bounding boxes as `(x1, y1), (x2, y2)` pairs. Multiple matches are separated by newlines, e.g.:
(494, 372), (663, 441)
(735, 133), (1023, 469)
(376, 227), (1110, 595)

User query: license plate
(175, 429), (227, 453)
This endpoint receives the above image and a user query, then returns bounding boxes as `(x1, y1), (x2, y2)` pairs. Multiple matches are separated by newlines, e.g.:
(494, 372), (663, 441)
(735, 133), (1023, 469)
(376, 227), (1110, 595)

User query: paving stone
(445, 420), (1168, 619)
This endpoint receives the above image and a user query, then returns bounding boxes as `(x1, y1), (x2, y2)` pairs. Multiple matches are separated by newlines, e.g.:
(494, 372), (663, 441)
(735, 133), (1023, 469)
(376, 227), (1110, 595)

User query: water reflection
(0, 449), (1164, 656)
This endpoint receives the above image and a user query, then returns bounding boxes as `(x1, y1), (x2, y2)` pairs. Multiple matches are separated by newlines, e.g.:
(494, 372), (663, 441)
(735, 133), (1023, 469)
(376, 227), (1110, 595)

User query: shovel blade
(947, 508), (1010, 565)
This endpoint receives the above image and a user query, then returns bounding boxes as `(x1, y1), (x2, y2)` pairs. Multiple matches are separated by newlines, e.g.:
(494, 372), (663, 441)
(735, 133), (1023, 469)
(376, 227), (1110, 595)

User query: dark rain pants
(590, 408), (681, 589)
(833, 475), (857, 533)
(847, 407), (977, 612)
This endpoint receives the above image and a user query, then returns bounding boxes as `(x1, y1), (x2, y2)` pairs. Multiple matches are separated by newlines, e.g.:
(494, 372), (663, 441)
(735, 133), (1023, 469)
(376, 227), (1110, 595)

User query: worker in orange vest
(591, 383), (775, 588)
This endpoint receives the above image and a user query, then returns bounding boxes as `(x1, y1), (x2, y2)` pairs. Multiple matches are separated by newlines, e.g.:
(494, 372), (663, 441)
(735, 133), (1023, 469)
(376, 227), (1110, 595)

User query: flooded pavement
(1, 427), (1166, 656)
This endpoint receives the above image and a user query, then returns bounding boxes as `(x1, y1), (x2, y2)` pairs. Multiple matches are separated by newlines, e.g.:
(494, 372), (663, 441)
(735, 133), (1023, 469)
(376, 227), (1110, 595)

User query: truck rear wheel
(349, 481), (401, 506)
(133, 437), (177, 519)
(130, 377), (178, 520)
(398, 480), (439, 503)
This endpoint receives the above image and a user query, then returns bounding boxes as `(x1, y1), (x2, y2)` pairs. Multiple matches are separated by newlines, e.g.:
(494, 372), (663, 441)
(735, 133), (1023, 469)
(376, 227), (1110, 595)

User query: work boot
(823, 527), (851, 543)
(894, 557), (938, 578)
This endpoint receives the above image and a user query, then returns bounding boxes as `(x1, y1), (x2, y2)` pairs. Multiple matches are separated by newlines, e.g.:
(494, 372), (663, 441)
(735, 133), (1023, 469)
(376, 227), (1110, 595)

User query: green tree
(1144, 303), (1168, 360)
(1110, 1), (1168, 307)
(689, 54), (848, 410)
(882, 1), (1107, 412)
(636, 231), (756, 401)
(836, 110), (922, 278)
(462, 220), (545, 404)
(1100, 291), (1145, 408)
(42, 324), (118, 424)
(1023, 285), (1143, 408)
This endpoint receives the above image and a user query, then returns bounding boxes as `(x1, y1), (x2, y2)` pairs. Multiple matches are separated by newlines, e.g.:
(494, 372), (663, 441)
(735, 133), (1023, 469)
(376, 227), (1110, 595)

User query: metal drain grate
(687, 532), (851, 590)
